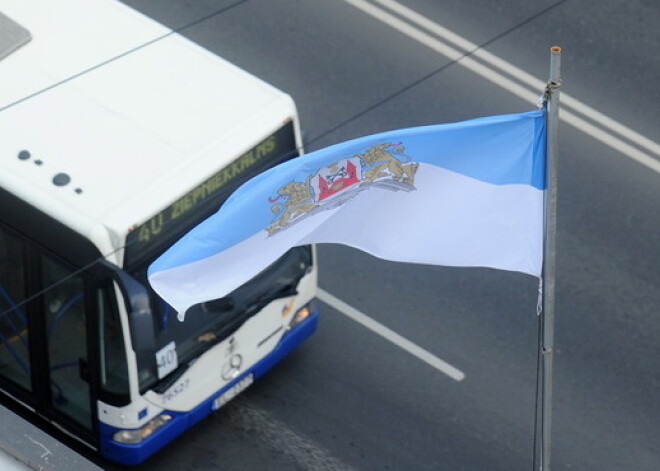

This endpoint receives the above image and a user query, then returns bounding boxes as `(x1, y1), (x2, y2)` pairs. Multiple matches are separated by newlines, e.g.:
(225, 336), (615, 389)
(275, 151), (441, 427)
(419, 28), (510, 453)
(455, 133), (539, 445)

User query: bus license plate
(212, 374), (254, 410)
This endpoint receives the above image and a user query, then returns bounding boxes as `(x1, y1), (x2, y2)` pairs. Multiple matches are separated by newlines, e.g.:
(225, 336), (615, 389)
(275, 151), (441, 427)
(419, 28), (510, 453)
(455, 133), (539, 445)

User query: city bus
(0, 0), (318, 465)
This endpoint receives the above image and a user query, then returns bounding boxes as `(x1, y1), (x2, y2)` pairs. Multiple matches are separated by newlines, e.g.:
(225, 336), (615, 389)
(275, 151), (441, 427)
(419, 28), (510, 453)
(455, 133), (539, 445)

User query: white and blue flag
(149, 110), (546, 318)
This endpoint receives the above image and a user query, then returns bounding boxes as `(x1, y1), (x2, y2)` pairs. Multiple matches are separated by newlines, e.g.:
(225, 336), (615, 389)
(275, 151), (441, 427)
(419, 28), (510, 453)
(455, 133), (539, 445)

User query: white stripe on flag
(149, 165), (543, 316)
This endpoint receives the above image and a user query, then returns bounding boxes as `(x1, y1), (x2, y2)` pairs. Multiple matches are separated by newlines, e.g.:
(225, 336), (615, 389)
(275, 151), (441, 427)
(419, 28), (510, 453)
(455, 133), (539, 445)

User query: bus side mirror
(97, 261), (156, 353)
(117, 272), (156, 353)
(128, 304), (156, 353)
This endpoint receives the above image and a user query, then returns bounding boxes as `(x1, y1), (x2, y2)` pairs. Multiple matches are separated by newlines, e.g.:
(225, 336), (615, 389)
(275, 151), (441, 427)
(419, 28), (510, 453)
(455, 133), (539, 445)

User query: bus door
(39, 251), (95, 433)
(0, 224), (98, 443)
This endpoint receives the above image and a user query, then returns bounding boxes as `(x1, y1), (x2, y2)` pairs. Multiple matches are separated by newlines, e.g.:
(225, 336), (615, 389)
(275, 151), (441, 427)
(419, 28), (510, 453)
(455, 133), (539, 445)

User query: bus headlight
(288, 305), (311, 330)
(112, 414), (172, 444)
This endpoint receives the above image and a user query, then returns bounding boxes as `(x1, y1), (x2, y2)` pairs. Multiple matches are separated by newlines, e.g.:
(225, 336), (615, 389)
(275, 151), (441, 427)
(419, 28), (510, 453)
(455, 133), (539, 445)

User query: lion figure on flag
(266, 181), (315, 235)
(355, 143), (419, 185)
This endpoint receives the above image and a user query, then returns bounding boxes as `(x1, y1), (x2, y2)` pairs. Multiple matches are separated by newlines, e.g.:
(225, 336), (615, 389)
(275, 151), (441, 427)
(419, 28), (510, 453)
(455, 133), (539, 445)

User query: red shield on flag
(310, 157), (362, 202)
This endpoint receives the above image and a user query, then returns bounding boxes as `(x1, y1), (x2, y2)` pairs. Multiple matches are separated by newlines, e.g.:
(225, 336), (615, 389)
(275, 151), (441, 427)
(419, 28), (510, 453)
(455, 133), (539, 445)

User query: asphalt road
(100, 1), (660, 469)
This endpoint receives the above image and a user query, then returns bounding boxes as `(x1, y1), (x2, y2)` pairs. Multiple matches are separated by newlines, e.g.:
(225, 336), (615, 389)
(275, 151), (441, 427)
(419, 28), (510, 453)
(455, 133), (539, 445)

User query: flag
(148, 110), (546, 319)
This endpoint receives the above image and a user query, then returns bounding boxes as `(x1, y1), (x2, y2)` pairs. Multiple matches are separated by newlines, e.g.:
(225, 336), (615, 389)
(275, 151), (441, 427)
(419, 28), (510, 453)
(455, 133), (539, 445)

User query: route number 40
(156, 341), (178, 379)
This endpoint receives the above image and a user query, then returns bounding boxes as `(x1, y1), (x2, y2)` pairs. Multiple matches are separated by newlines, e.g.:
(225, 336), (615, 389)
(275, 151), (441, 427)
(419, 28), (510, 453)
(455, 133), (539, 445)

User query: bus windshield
(134, 246), (312, 393)
(122, 120), (308, 393)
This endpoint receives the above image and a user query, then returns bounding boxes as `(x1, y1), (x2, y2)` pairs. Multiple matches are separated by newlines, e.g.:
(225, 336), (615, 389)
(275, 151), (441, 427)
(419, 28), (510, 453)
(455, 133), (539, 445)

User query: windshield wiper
(200, 297), (234, 313)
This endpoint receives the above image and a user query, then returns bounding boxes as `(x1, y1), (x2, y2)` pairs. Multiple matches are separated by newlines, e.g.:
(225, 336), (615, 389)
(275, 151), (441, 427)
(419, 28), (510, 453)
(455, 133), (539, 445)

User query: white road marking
(374, 0), (660, 157)
(344, 0), (660, 174)
(317, 288), (466, 382)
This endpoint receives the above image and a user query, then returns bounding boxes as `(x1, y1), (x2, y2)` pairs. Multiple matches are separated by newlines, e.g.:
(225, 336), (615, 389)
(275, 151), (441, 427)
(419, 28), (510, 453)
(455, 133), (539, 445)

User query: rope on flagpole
(539, 77), (562, 109)
(536, 277), (543, 316)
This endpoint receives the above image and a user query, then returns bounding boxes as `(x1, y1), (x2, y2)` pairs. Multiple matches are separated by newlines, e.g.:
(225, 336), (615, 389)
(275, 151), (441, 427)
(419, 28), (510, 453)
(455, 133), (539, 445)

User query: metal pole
(540, 46), (562, 471)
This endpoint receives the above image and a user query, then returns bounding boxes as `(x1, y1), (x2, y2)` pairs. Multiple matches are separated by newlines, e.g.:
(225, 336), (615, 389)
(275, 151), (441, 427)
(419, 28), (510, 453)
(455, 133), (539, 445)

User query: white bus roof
(0, 0), (297, 257)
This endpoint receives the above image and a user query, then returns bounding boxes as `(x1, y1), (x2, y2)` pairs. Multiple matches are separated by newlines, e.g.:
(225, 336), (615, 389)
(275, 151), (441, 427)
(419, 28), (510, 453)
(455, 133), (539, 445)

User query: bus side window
(98, 284), (129, 404)
(0, 227), (31, 391)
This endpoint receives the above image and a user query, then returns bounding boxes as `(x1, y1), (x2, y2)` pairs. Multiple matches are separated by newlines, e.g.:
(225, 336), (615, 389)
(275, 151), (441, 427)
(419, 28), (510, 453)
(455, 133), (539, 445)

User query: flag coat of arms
(149, 110), (546, 318)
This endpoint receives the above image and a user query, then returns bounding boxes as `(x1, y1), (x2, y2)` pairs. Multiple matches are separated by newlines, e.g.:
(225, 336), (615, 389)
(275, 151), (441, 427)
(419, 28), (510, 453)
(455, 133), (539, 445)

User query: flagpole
(539, 46), (562, 471)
